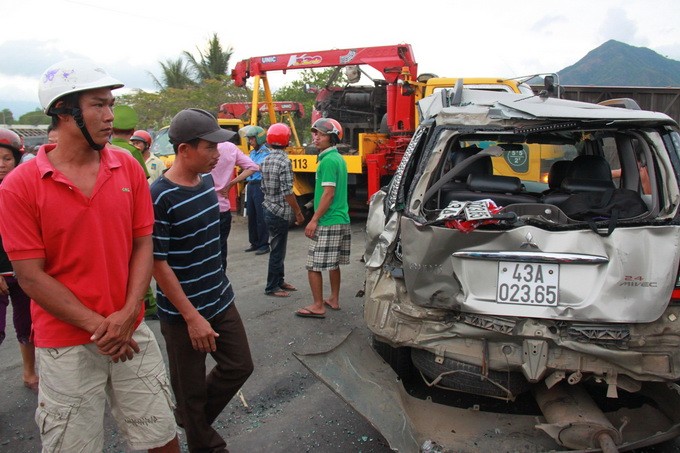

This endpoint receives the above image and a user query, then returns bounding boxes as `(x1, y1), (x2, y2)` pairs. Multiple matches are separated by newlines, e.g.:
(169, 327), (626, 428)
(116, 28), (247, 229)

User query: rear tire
(371, 336), (415, 381)
(411, 348), (530, 399)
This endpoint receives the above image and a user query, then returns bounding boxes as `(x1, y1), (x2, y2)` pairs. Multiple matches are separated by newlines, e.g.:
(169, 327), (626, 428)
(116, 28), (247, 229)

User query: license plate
(496, 261), (559, 305)
(464, 200), (493, 220)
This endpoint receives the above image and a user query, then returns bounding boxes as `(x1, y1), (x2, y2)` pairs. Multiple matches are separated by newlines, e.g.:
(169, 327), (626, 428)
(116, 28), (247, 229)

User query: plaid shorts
(306, 223), (351, 271)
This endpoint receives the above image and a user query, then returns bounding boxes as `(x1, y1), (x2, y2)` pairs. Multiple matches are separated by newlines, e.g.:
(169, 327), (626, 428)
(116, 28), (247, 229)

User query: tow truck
(231, 44), (421, 207)
(217, 101), (305, 154)
(231, 45), (547, 207)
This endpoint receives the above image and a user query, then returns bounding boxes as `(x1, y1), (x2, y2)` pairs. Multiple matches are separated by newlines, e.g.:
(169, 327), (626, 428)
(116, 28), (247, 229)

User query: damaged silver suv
(363, 85), (680, 451)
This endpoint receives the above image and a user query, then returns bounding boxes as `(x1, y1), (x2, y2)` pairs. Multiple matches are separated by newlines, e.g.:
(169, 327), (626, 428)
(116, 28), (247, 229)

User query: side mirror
(541, 74), (562, 98)
(544, 76), (556, 96)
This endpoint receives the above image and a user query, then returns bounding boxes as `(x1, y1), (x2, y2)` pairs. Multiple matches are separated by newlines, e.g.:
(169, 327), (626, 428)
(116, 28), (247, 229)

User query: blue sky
(2, 0), (679, 117)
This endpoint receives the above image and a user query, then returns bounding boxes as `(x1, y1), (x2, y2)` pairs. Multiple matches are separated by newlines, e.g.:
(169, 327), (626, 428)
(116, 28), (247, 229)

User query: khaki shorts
(35, 323), (177, 452)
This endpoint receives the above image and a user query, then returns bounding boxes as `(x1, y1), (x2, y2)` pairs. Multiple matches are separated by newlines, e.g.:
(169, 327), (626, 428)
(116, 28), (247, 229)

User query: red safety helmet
(266, 123), (291, 147)
(130, 130), (152, 148)
(0, 128), (23, 164)
(311, 118), (343, 141)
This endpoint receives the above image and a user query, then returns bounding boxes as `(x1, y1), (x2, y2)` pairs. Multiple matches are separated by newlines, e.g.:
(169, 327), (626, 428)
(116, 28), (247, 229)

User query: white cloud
(599, 8), (643, 45)
(1, 0), (679, 117)
(530, 15), (568, 34)
(0, 74), (39, 103)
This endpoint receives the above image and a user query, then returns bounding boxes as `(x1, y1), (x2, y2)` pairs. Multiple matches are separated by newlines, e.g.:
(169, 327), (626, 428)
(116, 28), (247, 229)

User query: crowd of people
(0, 57), (351, 452)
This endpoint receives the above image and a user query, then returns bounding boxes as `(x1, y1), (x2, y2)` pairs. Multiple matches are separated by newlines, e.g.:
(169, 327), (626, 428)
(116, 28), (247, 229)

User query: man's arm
(282, 162), (304, 225)
(285, 193), (305, 225)
(153, 259), (219, 352)
(0, 275), (8, 295)
(235, 150), (259, 172)
(221, 150), (259, 194)
(305, 185), (335, 238)
(13, 258), (105, 333)
(90, 234), (152, 361)
(221, 167), (257, 196)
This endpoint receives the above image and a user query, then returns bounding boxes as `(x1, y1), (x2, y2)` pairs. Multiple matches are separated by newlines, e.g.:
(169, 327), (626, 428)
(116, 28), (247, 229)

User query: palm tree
(183, 33), (233, 83)
(149, 58), (196, 90)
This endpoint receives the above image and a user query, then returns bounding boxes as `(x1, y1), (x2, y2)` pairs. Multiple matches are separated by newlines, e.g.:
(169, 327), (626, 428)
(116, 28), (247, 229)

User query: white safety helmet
(38, 58), (124, 114)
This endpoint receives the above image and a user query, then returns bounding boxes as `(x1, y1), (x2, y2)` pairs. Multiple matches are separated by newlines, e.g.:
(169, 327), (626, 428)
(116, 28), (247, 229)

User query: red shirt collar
(35, 144), (123, 178)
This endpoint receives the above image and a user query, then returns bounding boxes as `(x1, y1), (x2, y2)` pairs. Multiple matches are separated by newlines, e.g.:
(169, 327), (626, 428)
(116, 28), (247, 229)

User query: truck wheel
(411, 348), (530, 399)
(371, 336), (415, 381)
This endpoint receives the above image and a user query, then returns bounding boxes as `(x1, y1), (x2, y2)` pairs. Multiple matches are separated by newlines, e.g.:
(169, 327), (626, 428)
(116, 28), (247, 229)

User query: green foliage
(184, 33), (233, 83)
(118, 80), (249, 130)
(131, 34), (242, 130)
(149, 58), (196, 90)
(18, 109), (50, 125)
(0, 108), (49, 126)
(132, 37), (355, 138)
(0, 109), (15, 124)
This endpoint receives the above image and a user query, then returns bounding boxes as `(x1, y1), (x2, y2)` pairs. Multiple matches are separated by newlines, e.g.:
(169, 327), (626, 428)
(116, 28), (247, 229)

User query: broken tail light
(671, 269), (680, 303)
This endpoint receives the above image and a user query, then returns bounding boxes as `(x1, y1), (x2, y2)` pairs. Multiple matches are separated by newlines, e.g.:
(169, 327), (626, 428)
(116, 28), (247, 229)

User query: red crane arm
(231, 44), (417, 87)
(218, 102), (305, 119)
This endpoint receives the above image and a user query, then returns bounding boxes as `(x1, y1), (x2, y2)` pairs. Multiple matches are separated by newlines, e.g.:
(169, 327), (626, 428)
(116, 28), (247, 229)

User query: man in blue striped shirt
(151, 108), (253, 453)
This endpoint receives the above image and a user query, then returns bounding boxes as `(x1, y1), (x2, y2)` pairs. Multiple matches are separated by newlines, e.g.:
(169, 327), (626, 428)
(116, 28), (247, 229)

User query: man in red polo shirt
(0, 59), (178, 452)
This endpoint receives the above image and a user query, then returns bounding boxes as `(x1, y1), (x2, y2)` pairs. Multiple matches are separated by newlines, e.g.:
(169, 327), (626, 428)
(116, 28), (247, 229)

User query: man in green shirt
(110, 105), (155, 317)
(296, 118), (351, 318)
(110, 105), (149, 178)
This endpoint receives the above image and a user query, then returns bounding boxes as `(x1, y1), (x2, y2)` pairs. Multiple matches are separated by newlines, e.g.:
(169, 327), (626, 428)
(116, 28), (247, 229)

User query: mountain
(558, 40), (680, 86)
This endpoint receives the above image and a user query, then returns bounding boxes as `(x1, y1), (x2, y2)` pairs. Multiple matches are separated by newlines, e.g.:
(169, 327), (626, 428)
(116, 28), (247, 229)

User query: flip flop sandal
(295, 308), (325, 318)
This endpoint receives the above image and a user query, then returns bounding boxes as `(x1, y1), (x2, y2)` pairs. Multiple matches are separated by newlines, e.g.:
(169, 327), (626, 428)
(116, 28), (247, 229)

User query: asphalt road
(2, 214), (680, 453)
(0, 214), (392, 453)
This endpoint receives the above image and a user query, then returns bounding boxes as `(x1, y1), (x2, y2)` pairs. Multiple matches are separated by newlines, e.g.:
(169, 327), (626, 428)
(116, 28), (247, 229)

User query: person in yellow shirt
(131, 130), (164, 184)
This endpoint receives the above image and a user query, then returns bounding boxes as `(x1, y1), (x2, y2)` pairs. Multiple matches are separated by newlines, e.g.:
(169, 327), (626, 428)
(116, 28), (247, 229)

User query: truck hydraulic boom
(231, 44), (419, 137)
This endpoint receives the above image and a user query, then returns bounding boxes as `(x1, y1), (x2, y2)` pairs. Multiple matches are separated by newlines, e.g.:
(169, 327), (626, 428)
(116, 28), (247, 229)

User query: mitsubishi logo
(520, 232), (539, 249)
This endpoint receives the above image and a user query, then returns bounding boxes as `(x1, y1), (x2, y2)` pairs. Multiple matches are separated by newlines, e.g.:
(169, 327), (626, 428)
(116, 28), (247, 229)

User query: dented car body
(329, 87), (680, 451)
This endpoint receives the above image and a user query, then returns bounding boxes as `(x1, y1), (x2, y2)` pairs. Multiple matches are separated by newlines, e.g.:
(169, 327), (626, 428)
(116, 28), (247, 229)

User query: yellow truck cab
(217, 118), (249, 153)
(421, 77), (535, 98)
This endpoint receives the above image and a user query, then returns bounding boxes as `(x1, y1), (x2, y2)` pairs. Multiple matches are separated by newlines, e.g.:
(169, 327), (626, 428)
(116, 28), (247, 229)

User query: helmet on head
(242, 125), (267, 146)
(38, 59), (123, 151)
(311, 118), (343, 141)
(266, 123), (291, 147)
(130, 130), (152, 148)
(38, 58), (124, 115)
(0, 128), (23, 164)
(112, 105), (138, 131)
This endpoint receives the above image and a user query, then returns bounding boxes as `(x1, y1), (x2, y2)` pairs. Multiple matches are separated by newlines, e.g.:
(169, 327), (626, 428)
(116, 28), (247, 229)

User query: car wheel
(411, 348), (530, 399)
(371, 336), (415, 381)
